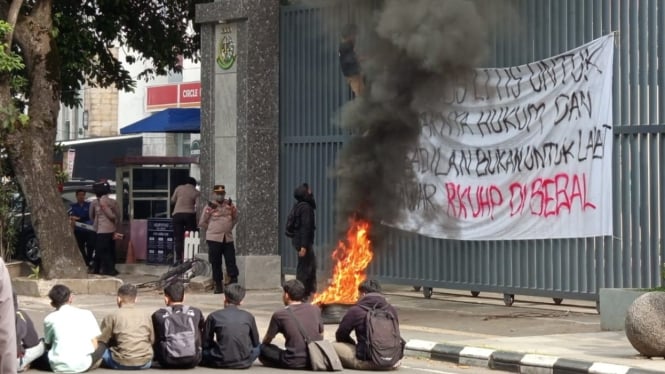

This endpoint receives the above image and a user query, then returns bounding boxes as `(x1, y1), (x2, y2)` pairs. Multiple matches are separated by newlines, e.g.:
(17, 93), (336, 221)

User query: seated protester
(42, 284), (105, 373)
(0, 258), (17, 374)
(151, 280), (205, 369)
(333, 279), (404, 370)
(14, 292), (44, 372)
(259, 279), (324, 369)
(202, 284), (260, 369)
(99, 284), (154, 370)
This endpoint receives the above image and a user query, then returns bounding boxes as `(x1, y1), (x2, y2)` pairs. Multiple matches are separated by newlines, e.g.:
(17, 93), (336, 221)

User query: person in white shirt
(42, 285), (105, 373)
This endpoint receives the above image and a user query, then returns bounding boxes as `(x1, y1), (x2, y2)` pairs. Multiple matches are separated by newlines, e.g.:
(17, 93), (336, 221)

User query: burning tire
(320, 303), (353, 324)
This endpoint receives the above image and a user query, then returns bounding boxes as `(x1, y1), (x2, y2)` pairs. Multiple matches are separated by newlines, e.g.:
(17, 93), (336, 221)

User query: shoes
(214, 282), (223, 294)
(229, 277), (238, 284)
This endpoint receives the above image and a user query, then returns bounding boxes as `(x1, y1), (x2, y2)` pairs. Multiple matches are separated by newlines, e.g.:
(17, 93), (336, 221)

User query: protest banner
(394, 34), (615, 240)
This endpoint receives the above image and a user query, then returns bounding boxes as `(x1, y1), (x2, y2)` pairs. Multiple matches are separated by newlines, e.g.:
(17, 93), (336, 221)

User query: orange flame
(312, 218), (373, 305)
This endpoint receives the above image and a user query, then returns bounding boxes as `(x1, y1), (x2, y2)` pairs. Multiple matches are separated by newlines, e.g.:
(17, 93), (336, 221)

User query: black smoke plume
(335, 0), (490, 241)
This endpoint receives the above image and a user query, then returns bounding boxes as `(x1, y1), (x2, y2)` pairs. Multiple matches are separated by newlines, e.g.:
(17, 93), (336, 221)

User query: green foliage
(27, 264), (41, 279)
(0, 22), (23, 74)
(50, 0), (208, 107)
(0, 21), (27, 137)
(54, 165), (68, 185)
(0, 106), (28, 132)
(0, 155), (18, 260)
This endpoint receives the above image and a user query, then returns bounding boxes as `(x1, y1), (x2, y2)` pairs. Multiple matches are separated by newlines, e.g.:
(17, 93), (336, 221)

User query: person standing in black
(68, 189), (94, 270)
(286, 183), (317, 300)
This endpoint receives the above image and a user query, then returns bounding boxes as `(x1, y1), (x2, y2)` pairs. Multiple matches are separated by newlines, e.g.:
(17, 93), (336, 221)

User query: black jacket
(202, 305), (260, 369)
(289, 185), (316, 250)
(335, 293), (399, 361)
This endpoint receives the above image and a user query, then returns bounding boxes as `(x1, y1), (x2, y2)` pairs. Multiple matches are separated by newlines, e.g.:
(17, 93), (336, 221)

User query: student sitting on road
(41, 284), (105, 373)
(201, 284), (260, 369)
(151, 280), (205, 369)
(14, 292), (44, 372)
(259, 279), (324, 369)
(333, 279), (405, 370)
(99, 284), (154, 370)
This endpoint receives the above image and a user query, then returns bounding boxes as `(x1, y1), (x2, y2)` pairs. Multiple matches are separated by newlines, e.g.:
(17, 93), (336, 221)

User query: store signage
(146, 82), (201, 111)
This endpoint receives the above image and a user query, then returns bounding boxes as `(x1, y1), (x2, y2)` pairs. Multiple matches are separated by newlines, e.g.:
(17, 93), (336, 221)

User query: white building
(56, 47), (201, 159)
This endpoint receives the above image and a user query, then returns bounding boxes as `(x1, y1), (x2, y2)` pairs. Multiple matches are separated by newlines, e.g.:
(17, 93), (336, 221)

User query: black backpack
(160, 306), (199, 367)
(360, 304), (405, 368)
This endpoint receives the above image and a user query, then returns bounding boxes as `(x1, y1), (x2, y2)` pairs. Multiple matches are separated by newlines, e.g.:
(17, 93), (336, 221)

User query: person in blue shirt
(68, 189), (95, 270)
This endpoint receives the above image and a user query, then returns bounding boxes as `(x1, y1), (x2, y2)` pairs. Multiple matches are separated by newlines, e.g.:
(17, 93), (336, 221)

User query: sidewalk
(15, 271), (664, 374)
(386, 287), (663, 374)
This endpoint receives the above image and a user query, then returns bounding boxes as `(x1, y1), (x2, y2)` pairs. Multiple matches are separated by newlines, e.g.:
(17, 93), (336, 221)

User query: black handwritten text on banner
(392, 34), (614, 240)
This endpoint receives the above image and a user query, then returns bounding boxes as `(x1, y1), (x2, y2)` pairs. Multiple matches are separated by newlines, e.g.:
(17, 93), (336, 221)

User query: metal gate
(279, 0), (665, 302)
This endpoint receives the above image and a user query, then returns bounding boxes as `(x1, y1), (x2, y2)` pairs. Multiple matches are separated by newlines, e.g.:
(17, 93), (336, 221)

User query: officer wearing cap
(199, 185), (240, 293)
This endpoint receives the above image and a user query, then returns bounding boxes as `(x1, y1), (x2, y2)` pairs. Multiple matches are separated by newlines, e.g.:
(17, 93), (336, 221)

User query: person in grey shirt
(90, 181), (120, 276)
(202, 284), (260, 369)
(171, 177), (200, 263)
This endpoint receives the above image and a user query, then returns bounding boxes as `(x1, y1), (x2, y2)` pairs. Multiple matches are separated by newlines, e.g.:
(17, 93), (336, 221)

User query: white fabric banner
(393, 34), (615, 240)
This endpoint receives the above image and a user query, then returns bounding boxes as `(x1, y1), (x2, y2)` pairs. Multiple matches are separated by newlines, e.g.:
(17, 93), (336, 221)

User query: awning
(120, 108), (200, 134)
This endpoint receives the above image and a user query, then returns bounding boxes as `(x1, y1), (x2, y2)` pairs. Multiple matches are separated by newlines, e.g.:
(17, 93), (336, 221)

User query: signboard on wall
(146, 82), (201, 111)
(146, 218), (174, 265)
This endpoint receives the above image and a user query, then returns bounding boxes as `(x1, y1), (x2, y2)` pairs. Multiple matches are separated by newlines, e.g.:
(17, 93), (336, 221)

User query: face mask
(215, 194), (225, 202)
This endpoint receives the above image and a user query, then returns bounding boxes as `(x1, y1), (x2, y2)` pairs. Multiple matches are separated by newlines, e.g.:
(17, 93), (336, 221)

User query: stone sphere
(625, 291), (665, 357)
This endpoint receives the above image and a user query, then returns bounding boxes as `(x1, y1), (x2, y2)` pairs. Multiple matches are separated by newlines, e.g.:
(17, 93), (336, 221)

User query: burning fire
(312, 218), (373, 305)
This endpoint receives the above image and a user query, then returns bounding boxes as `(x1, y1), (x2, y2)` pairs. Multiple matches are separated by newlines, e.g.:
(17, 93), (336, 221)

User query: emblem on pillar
(216, 25), (236, 70)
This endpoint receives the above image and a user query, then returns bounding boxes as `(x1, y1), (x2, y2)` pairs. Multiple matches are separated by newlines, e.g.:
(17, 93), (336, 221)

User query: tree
(0, 0), (205, 278)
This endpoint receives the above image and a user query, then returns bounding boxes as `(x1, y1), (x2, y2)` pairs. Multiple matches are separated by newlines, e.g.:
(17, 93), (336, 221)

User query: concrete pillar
(196, 0), (280, 290)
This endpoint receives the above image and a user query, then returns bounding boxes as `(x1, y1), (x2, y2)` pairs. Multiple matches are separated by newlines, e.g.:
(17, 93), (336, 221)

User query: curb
(405, 339), (661, 374)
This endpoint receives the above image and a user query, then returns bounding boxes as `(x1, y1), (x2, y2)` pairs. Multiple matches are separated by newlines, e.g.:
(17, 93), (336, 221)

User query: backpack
(161, 306), (198, 366)
(285, 208), (296, 238)
(360, 304), (405, 368)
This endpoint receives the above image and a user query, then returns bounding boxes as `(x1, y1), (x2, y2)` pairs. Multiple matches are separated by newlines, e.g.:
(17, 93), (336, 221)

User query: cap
(213, 185), (226, 193)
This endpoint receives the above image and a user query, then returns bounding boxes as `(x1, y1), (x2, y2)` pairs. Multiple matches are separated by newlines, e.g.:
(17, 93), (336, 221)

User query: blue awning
(120, 108), (200, 134)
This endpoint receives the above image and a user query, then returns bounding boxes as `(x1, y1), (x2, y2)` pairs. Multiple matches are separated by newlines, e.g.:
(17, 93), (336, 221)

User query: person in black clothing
(259, 279), (324, 369)
(286, 183), (317, 300)
(68, 189), (95, 270)
(14, 292), (44, 372)
(333, 279), (403, 370)
(339, 23), (364, 97)
(151, 281), (205, 369)
(201, 284), (260, 369)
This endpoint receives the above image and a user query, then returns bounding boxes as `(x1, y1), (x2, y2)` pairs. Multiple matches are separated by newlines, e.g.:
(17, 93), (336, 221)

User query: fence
(184, 231), (201, 261)
(279, 0), (665, 303)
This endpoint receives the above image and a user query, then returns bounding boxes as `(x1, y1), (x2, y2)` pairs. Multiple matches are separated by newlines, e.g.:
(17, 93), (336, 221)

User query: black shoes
(229, 277), (238, 285)
(214, 282), (224, 294)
